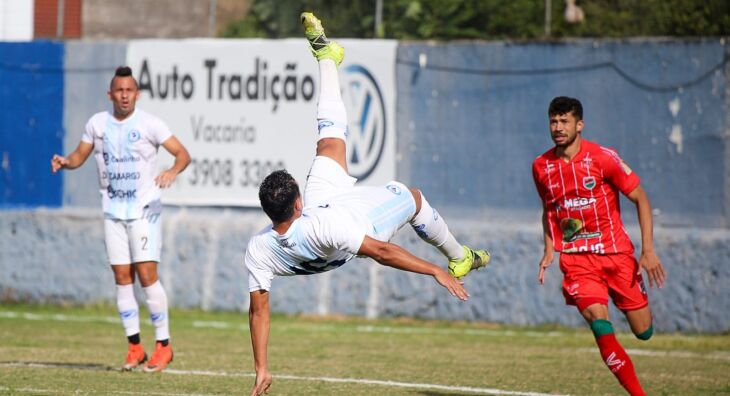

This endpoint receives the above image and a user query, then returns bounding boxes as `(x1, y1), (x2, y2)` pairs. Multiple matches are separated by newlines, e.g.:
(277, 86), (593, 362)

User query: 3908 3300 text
(186, 158), (285, 187)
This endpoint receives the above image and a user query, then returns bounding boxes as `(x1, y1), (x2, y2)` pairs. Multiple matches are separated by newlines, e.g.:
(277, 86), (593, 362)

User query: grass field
(0, 304), (728, 396)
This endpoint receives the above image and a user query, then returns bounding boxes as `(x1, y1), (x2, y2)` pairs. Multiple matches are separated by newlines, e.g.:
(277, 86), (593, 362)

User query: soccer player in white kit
(246, 13), (490, 396)
(50, 66), (190, 372)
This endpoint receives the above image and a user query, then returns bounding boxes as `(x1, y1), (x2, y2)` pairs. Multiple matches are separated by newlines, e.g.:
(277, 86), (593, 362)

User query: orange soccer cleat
(143, 341), (173, 372)
(122, 343), (147, 371)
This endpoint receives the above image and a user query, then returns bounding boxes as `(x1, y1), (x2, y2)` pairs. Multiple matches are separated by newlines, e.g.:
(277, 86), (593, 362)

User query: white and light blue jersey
(246, 182), (417, 292)
(82, 109), (172, 220)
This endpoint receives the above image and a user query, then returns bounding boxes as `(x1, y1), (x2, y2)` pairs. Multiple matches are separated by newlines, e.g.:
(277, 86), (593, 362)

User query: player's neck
(273, 213), (301, 235)
(555, 135), (582, 162)
(113, 108), (135, 122)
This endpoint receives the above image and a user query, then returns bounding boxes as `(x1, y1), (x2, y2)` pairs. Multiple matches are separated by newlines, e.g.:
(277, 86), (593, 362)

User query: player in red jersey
(532, 97), (667, 395)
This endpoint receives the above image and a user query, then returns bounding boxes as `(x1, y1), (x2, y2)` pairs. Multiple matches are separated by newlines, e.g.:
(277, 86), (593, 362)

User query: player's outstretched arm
(626, 185), (666, 288)
(538, 208), (555, 285)
(156, 136), (191, 188)
(357, 236), (469, 301)
(50, 141), (93, 173)
(249, 290), (273, 396)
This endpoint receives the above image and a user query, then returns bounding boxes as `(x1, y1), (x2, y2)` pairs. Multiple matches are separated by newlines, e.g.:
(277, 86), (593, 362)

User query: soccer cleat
(300, 12), (344, 65)
(122, 343), (147, 371)
(143, 341), (173, 373)
(448, 246), (491, 279)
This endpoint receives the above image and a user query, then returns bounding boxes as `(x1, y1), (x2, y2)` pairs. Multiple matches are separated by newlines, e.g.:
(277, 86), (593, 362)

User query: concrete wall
(83, 0), (215, 39)
(82, 0), (251, 39)
(1, 39), (729, 333)
(2, 209), (727, 333)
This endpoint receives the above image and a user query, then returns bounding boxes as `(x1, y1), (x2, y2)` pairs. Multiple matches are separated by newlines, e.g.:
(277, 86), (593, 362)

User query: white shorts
(104, 213), (162, 265)
(304, 155), (416, 243)
(303, 156), (357, 209)
(358, 182), (417, 242)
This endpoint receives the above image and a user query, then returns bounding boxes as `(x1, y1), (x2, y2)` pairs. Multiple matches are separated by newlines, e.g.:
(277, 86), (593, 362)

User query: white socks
(116, 284), (140, 337)
(318, 59), (341, 102)
(317, 59), (347, 141)
(409, 193), (464, 261)
(143, 280), (170, 341)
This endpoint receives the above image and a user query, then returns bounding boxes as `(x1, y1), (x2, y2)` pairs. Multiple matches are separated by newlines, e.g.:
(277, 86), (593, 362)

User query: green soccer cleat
(300, 12), (344, 66)
(448, 246), (491, 279)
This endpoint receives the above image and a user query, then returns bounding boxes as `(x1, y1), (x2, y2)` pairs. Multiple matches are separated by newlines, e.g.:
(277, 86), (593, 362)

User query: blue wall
(396, 39), (728, 228)
(0, 41), (64, 208)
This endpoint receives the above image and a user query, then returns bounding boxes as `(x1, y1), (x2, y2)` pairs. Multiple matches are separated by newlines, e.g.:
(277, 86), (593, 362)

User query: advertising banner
(126, 39), (396, 206)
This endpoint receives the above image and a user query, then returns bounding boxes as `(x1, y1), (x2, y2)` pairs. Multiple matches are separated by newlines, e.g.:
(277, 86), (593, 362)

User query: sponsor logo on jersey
(560, 218), (604, 242)
(343, 64), (387, 180)
(560, 218), (583, 242)
(103, 153), (141, 165)
(128, 129), (141, 142)
(107, 185), (137, 199)
(570, 231), (602, 241)
(562, 197), (597, 210)
(583, 176), (596, 190)
(277, 237), (297, 248)
(580, 155), (593, 170)
(104, 171), (141, 181)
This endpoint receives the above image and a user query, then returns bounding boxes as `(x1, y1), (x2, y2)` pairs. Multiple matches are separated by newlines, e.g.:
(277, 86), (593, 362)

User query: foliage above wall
(222, 0), (730, 40)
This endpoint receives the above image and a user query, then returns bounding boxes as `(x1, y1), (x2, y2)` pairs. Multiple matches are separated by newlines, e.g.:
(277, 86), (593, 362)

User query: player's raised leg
(301, 12), (347, 171)
(408, 188), (490, 279)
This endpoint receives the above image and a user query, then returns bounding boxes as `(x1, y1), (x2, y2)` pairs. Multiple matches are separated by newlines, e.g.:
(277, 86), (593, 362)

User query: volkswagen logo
(342, 65), (386, 180)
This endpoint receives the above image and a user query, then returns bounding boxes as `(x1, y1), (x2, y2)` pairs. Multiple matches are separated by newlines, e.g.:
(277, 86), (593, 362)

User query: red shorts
(559, 253), (648, 313)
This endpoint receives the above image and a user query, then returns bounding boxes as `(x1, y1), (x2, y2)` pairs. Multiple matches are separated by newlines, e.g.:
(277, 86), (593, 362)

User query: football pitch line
(0, 362), (567, 396)
(3, 310), (729, 362)
(0, 384), (215, 396)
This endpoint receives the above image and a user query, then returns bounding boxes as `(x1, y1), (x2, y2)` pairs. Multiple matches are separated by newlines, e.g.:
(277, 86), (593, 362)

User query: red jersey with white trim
(532, 139), (640, 255)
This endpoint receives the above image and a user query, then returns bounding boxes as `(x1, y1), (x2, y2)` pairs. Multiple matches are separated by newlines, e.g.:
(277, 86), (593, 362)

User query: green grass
(0, 303), (728, 395)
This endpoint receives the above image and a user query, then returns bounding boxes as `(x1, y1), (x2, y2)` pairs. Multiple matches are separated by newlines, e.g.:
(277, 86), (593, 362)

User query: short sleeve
(245, 247), (274, 292)
(601, 147), (640, 195)
(149, 116), (173, 146)
(81, 117), (95, 144)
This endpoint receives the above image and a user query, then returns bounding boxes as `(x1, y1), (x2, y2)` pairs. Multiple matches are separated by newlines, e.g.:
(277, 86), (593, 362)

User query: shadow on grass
(0, 361), (116, 372)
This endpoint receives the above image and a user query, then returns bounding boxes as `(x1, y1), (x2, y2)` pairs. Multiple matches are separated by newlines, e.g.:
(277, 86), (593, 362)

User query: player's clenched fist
(51, 154), (69, 173)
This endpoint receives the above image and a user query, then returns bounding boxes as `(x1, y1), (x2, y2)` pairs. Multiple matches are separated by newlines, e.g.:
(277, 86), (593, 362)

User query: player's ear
(294, 196), (303, 212)
(576, 118), (584, 133)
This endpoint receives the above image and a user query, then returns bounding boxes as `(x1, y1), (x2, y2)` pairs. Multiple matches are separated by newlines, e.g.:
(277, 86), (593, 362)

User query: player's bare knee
(316, 137), (345, 153)
(634, 324), (654, 341)
(408, 188), (422, 213)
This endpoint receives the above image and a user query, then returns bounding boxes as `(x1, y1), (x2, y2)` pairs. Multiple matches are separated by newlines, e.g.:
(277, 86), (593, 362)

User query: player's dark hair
(110, 66), (138, 89)
(549, 96), (583, 120)
(259, 170), (300, 223)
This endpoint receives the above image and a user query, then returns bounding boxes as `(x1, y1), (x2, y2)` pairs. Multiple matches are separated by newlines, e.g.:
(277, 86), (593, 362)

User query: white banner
(126, 39), (396, 207)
